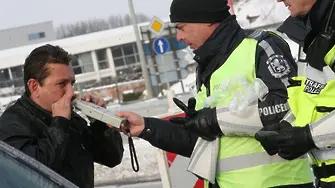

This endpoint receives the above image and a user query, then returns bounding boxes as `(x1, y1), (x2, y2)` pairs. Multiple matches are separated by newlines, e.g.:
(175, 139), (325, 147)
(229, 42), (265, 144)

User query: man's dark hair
(24, 44), (72, 96)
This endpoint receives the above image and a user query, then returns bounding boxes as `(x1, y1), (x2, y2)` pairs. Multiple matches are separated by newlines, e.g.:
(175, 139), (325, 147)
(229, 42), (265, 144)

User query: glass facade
(71, 52), (95, 74)
(96, 49), (109, 70)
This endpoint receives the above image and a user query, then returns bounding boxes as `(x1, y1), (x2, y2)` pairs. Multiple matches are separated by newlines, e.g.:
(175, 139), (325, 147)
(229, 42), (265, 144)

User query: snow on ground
(0, 95), (21, 113)
(170, 72), (196, 95)
(158, 72), (196, 97)
(0, 95), (20, 106)
(94, 139), (160, 186)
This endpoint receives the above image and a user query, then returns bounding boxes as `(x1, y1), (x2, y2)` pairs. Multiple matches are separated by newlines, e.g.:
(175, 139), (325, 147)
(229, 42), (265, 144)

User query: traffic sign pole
(128, 0), (153, 99)
(153, 37), (171, 90)
(161, 55), (170, 89)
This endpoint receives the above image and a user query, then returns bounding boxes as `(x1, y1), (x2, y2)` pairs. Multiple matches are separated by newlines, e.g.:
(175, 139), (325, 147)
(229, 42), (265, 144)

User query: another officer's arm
(309, 110), (335, 150)
(254, 36), (297, 127)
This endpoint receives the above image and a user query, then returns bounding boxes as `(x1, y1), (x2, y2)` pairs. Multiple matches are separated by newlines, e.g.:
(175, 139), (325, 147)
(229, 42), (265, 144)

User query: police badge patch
(266, 55), (291, 78)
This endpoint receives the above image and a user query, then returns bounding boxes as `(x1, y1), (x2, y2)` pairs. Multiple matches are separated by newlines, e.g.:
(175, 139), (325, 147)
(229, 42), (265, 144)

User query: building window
(96, 49), (109, 70)
(71, 52), (94, 75)
(111, 43), (141, 81)
(10, 65), (24, 87)
(10, 65), (23, 79)
(115, 64), (142, 81)
(0, 68), (11, 88)
(111, 43), (139, 69)
(28, 32), (46, 41)
(0, 69), (10, 82)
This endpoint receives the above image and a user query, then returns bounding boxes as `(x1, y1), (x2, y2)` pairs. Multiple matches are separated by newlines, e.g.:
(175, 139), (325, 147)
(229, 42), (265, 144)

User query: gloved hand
(169, 97), (223, 141)
(170, 97), (197, 123)
(276, 124), (317, 160)
(255, 121), (293, 155)
(254, 122), (284, 155)
(255, 121), (317, 160)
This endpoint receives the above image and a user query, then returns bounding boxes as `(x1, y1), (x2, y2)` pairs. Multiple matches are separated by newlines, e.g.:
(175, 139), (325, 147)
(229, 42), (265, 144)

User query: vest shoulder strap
(245, 29), (290, 50)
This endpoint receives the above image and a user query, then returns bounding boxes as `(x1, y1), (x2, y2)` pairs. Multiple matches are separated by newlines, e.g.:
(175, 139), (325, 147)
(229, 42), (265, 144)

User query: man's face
(175, 23), (212, 50)
(33, 63), (75, 112)
(277, 0), (316, 17)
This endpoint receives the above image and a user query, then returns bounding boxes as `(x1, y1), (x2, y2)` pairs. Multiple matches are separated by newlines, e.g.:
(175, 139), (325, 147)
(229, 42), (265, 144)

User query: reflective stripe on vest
(258, 40), (290, 87)
(195, 37), (312, 188)
(217, 151), (307, 173)
(216, 105), (263, 136)
(310, 110), (335, 148)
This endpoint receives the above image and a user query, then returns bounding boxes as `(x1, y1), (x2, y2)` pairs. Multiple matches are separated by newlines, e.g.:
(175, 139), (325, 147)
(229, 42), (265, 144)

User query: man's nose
(66, 83), (75, 94)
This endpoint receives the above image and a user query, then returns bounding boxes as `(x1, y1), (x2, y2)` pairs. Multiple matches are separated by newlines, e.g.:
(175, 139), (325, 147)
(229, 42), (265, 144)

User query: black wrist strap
(125, 122), (139, 172)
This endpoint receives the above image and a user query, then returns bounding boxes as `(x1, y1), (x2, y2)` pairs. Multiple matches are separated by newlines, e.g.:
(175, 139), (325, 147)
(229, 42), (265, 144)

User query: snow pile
(0, 95), (20, 107)
(170, 72), (196, 95)
(157, 72), (196, 97)
(94, 139), (160, 186)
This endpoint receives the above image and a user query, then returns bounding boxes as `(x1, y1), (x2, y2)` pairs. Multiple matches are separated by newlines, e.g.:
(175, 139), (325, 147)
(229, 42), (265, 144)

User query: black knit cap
(170, 0), (230, 23)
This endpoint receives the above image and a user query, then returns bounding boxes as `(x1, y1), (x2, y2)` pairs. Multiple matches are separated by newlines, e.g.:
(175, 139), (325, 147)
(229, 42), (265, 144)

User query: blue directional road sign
(153, 37), (171, 55)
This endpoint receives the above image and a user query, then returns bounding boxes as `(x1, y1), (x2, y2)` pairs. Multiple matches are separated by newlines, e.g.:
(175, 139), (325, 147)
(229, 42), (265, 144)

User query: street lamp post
(128, 0), (153, 99)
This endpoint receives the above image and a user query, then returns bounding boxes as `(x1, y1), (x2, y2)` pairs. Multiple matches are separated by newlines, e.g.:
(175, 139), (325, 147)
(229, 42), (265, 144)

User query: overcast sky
(0, 0), (172, 30)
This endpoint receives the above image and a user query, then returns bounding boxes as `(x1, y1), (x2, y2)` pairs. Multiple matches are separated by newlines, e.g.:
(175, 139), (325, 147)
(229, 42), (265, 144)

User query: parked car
(0, 140), (78, 188)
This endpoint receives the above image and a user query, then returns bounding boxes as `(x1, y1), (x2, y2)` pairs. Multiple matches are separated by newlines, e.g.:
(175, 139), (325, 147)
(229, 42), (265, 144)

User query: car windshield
(0, 141), (78, 188)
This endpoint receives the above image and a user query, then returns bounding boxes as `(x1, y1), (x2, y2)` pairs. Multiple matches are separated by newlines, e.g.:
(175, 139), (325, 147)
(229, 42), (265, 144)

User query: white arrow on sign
(158, 40), (164, 53)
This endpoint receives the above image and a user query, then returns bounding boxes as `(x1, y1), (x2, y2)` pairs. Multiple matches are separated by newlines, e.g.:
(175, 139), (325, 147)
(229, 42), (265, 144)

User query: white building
(0, 22), (190, 95)
(0, 21), (56, 51)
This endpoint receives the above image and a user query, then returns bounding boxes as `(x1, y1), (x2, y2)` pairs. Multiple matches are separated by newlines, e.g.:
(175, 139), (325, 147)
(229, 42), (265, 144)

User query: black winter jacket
(139, 16), (298, 159)
(0, 93), (124, 188)
(138, 16), (313, 188)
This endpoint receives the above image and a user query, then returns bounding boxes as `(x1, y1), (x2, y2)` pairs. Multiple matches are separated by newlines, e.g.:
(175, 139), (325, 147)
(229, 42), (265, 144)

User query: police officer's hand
(273, 124), (316, 160)
(169, 97), (197, 125)
(81, 93), (106, 107)
(52, 91), (75, 120)
(254, 122), (285, 155)
(169, 97), (223, 141)
(255, 121), (317, 160)
(116, 111), (145, 137)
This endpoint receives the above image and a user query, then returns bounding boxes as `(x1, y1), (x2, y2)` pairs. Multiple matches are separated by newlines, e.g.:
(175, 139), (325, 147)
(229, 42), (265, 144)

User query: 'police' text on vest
(304, 79), (326, 94)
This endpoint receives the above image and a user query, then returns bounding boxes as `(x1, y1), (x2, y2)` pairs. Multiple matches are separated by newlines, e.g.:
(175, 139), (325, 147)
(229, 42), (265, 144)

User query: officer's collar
(308, 0), (332, 30)
(192, 15), (245, 92)
(304, 0), (333, 48)
(193, 15), (243, 66)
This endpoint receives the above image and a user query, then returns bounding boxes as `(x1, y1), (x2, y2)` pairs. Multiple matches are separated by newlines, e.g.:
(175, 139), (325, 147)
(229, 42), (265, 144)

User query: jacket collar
(304, 0), (333, 47)
(18, 92), (53, 124)
(192, 15), (245, 91)
(193, 16), (244, 67)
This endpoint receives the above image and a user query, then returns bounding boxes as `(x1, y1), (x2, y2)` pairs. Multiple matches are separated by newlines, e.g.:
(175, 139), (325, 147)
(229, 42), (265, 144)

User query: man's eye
(175, 25), (183, 30)
(58, 82), (66, 87)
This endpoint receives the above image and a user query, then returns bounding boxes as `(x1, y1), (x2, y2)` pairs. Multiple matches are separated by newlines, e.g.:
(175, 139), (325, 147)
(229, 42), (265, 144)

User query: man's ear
(27, 79), (40, 98)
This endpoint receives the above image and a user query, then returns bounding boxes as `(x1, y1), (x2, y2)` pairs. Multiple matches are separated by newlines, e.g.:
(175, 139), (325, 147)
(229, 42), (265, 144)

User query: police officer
(118, 0), (314, 187)
(255, 0), (335, 187)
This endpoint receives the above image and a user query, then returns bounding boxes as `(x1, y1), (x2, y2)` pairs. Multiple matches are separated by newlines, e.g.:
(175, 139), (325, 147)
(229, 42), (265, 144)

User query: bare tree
(56, 13), (151, 39)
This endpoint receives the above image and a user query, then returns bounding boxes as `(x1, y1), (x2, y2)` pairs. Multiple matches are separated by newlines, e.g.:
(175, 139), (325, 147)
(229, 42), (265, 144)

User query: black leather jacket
(0, 93), (124, 188)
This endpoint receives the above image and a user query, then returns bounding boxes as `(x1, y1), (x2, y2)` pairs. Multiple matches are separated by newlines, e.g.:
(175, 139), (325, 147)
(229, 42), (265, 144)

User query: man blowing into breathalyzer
(0, 44), (124, 188)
